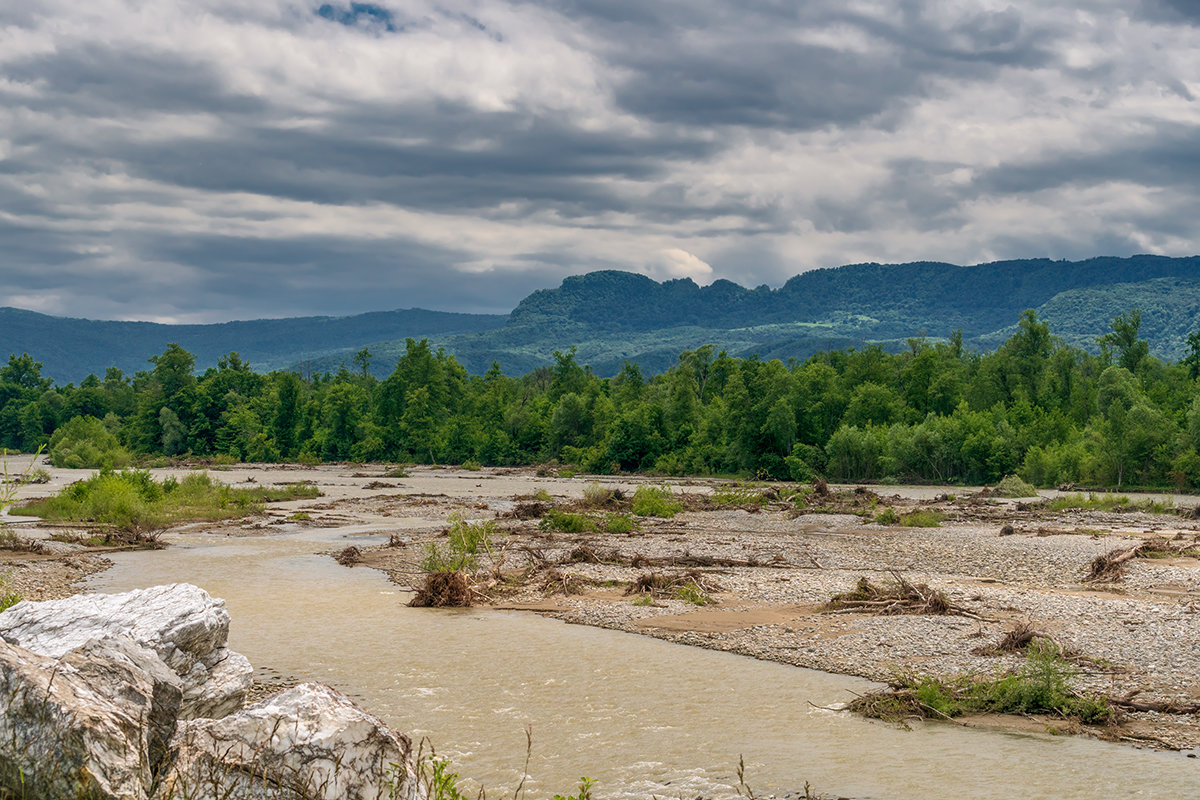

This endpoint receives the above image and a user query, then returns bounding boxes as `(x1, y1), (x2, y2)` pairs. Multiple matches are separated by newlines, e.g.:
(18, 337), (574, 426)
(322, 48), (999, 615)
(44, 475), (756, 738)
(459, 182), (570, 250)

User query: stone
(0, 636), (176, 800)
(157, 683), (421, 800)
(0, 583), (252, 718)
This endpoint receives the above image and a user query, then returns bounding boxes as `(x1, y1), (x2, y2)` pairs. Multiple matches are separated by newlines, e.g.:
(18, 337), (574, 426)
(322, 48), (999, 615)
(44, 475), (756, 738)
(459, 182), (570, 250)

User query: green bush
(581, 482), (615, 507)
(538, 509), (594, 533)
(631, 485), (683, 518)
(603, 513), (637, 533)
(875, 507), (900, 525)
(996, 474), (1038, 498)
(865, 641), (1113, 726)
(47, 415), (132, 470)
(899, 509), (944, 527)
(422, 513), (499, 572)
(710, 483), (768, 508)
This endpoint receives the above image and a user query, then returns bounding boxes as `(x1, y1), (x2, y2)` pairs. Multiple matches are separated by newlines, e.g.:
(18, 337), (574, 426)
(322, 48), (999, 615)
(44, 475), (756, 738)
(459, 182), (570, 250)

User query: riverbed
(89, 521), (1197, 800)
(6, 462), (1200, 798)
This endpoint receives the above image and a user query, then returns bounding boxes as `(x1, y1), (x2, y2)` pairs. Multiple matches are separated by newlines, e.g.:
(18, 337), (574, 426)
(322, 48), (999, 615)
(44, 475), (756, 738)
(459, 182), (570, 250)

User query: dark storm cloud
(1, 0), (1199, 321)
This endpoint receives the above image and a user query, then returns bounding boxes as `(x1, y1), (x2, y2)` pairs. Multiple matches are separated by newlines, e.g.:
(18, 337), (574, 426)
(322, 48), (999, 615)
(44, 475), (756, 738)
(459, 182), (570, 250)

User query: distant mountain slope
(6, 255), (1200, 381)
(307, 255), (1200, 376)
(0, 307), (506, 383)
(505, 255), (1200, 337)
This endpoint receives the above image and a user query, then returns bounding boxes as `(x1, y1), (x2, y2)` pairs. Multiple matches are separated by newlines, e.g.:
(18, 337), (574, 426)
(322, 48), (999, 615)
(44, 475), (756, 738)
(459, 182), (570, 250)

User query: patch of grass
(674, 579), (715, 606)
(602, 512), (637, 533)
(581, 482), (623, 508)
(0, 591), (20, 613)
(20, 467), (51, 485)
(899, 509), (944, 527)
(538, 509), (595, 533)
(534, 489), (554, 502)
(384, 465), (410, 478)
(288, 511), (312, 521)
(853, 641), (1114, 726)
(710, 483), (768, 508)
(996, 474), (1038, 498)
(875, 507), (900, 525)
(557, 467), (576, 479)
(1045, 493), (1172, 514)
(421, 513), (499, 573)
(460, 459), (482, 471)
(15, 470), (318, 539)
(0, 574), (19, 613)
(631, 593), (659, 607)
(631, 485), (683, 518)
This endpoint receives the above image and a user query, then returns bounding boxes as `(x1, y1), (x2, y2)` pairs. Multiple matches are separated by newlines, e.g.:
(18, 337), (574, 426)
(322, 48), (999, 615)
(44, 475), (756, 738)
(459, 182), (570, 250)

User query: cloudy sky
(2, 1), (1199, 322)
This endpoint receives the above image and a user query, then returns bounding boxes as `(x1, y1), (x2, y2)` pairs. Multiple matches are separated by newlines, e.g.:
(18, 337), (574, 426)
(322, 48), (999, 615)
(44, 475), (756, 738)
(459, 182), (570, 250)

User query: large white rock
(0, 583), (252, 718)
(156, 683), (421, 800)
(0, 636), (181, 800)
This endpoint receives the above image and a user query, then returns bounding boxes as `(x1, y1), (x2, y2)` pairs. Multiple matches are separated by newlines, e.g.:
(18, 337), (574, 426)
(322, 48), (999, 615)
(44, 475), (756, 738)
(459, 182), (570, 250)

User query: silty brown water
(91, 526), (1198, 800)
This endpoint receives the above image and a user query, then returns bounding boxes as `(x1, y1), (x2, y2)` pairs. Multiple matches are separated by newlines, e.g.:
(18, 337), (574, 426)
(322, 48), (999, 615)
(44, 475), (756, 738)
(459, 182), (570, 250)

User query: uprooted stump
(409, 570), (473, 607)
(335, 545), (362, 566)
(824, 572), (956, 616)
(1088, 545), (1142, 582)
(1088, 536), (1200, 582)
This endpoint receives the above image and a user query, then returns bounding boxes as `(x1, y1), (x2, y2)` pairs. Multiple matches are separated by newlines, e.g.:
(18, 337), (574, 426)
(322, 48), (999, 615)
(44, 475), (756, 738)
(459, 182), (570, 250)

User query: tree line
(3, 309), (1200, 489)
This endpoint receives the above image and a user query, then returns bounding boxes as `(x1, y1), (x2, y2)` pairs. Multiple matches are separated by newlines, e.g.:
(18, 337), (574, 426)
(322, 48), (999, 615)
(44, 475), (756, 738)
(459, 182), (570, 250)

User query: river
(90, 525), (1197, 800)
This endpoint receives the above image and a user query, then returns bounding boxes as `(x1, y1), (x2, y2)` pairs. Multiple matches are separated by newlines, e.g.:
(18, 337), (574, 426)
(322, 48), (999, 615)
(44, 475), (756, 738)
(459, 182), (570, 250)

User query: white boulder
(0, 636), (181, 799)
(0, 583), (252, 718)
(157, 683), (421, 800)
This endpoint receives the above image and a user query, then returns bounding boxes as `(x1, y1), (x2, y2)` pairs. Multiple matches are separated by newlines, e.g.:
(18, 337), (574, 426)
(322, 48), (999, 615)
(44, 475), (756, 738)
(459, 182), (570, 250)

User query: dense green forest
(4, 308), (1200, 490)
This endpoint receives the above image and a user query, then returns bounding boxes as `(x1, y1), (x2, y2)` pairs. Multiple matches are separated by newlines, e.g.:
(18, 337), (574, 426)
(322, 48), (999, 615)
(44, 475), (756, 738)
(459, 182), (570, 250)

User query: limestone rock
(0, 636), (176, 800)
(0, 583), (252, 718)
(157, 683), (421, 800)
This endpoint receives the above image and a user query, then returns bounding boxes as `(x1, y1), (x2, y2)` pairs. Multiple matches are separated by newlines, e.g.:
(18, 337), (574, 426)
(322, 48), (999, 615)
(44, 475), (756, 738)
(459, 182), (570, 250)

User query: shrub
(899, 510), (944, 527)
(581, 482), (615, 507)
(996, 474), (1038, 498)
(603, 513), (637, 533)
(854, 641), (1113, 726)
(47, 415), (132, 470)
(631, 485), (683, 518)
(538, 509), (594, 533)
(674, 579), (715, 606)
(422, 513), (499, 572)
(710, 483), (768, 508)
(460, 459), (482, 471)
(875, 507), (900, 525)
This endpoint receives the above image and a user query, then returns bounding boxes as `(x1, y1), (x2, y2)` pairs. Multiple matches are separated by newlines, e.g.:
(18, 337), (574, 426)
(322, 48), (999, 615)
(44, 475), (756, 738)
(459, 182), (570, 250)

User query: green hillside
(5, 255), (1200, 381)
(303, 256), (1200, 377)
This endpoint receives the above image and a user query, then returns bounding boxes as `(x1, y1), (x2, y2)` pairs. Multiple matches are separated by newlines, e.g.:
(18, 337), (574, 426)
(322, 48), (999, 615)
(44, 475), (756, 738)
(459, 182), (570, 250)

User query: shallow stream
(90, 526), (1197, 800)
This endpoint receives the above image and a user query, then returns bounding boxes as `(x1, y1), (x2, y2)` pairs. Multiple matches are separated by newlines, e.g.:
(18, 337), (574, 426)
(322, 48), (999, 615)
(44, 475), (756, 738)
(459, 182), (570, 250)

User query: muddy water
(90, 527), (1195, 800)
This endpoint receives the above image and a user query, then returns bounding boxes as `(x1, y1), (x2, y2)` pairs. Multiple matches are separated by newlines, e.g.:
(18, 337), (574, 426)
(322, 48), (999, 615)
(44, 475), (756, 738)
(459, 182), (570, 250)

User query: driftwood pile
(1087, 535), (1200, 582)
(824, 572), (974, 617)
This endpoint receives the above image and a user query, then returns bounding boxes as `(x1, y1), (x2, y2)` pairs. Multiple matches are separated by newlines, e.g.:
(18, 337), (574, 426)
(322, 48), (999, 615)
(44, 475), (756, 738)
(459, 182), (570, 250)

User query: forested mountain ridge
(505, 255), (1200, 337)
(5, 254), (1200, 382)
(308, 255), (1200, 376)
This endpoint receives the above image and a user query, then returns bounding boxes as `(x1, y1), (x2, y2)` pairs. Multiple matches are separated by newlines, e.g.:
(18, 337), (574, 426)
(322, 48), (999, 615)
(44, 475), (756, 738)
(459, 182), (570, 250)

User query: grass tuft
(631, 485), (683, 518)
